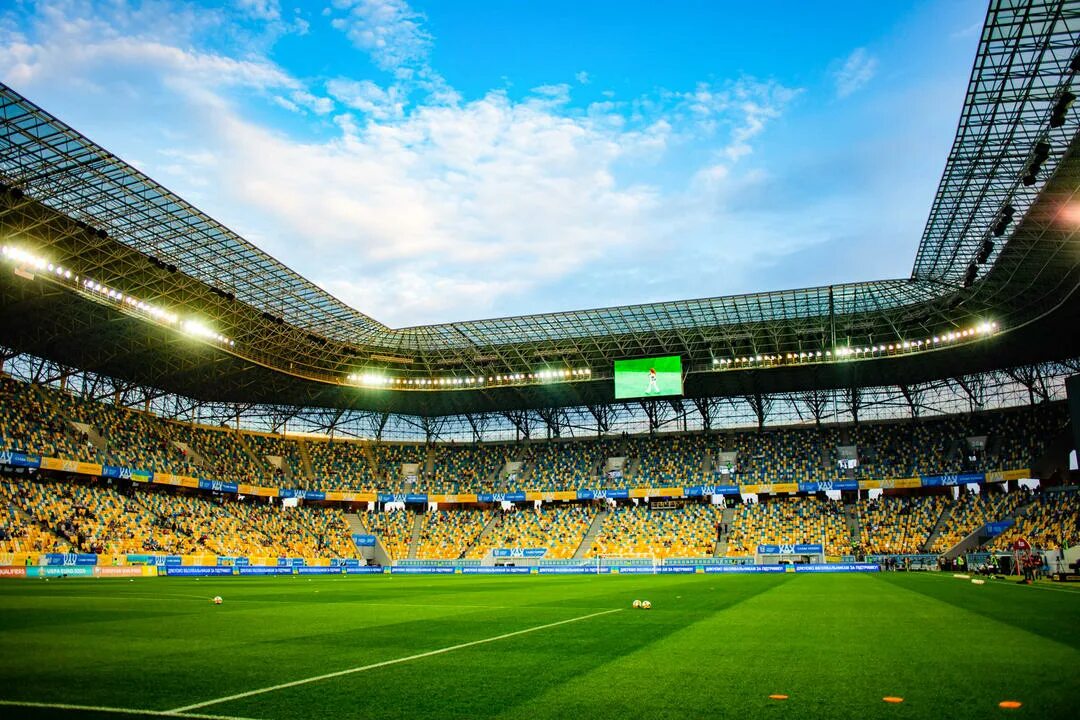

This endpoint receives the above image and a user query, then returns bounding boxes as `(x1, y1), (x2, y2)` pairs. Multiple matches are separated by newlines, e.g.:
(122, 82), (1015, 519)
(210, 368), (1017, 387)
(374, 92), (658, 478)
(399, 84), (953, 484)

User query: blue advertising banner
(703, 565), (786, 574)
(391, 566), (455, 574)
(920, 472), (985, 487)
(347, 566), (386, 574)
(537, 566), (611, 574)
(162, 566), (234, 576)
(757, 544), (823, 555)
(340, 558), (363, 568)
(984, 520), (1014, 537)
(476, 491), (528, 503)
(279, 488), (326, 501)
(377, 493), (428, 503)
(461, 567), (532, 574)
(684, 485), (741, 497)
(198, 479), (239, 494)
(297, 566), (343, 575)
(576, 488), (630, 500)
(492, 548), (548, 558)
(237, 566), (293, 576)
(0, 450), (42, 468)
(794, 563), (879, 573)
(797, 480), (859, 492)
(352, 534), (377, 547)
(43, 553), (98, 566)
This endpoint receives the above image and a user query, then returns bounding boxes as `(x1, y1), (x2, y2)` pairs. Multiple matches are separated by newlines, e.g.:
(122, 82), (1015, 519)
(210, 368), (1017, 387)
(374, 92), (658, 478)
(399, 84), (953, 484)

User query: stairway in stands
(462, 513), (501, 558)
(31, 384), (108, 460)
(345, 512), (391, 566)
(406, 512), (424, 560)
(297, 439), (314, 482)
(940, 493), (1042, 560)
(345, 513), (366, 537)
(572, 509), (609, 560)
(234, 432), (273, 483)
(843, 503), (861, 551)
(713, 505), (735, 557)
(921, 505), (954, 553)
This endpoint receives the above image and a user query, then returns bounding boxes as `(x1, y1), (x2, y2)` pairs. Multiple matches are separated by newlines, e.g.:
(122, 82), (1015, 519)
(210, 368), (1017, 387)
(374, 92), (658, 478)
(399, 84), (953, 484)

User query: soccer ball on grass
(212, 596), (223, 605)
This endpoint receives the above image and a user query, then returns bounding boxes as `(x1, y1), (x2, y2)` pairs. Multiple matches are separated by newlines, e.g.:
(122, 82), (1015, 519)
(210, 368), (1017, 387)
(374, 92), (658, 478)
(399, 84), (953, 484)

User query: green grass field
(1, 572), (1078, 719)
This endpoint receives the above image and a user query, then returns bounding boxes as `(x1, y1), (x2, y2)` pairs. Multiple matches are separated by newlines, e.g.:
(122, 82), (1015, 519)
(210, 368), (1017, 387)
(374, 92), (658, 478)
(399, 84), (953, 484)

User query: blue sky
(0, 0), (987, 326)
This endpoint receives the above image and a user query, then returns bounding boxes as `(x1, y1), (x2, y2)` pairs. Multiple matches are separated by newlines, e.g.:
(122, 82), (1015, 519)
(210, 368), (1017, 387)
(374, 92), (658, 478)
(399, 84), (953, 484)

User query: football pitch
(1, 572), (1078, 719)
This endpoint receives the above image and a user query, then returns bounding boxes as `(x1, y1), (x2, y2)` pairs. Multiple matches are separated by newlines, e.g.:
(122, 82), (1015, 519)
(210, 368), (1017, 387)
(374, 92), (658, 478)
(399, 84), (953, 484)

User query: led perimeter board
(614, 356), (684, 399)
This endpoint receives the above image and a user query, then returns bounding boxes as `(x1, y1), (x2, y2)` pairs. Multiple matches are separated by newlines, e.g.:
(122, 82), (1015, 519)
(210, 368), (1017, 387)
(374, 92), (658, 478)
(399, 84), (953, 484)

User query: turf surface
(1, 572), (1078, 719)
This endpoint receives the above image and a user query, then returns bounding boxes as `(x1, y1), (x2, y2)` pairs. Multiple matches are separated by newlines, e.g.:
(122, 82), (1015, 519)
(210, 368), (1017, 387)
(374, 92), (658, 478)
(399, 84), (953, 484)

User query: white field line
(0, 699), (261, 719)
(169, 607), (623, 712)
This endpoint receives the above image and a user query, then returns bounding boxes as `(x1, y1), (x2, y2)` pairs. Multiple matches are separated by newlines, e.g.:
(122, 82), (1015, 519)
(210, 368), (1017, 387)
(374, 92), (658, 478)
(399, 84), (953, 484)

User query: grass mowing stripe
(168, 607), (623, 713)
(0, 699), (261, 719)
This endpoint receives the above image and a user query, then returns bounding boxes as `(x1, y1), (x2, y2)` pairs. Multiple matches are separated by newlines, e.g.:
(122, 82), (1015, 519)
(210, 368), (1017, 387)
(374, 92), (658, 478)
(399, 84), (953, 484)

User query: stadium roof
(1, 0), (1079, 416)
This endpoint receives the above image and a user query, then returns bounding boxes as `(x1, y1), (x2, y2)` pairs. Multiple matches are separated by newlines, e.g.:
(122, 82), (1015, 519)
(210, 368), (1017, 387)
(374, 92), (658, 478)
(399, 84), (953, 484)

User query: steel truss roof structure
(1, 0), (1080, 417)
(1, 348), (1073, 443)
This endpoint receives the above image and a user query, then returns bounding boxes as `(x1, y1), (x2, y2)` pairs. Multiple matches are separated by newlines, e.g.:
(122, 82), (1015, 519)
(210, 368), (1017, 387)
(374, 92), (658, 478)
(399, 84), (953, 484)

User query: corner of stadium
(1, 2), (1079, 719)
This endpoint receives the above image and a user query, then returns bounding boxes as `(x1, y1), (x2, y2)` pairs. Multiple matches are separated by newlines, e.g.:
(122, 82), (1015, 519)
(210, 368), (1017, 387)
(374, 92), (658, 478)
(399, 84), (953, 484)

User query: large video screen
(614, 356), (683, 399)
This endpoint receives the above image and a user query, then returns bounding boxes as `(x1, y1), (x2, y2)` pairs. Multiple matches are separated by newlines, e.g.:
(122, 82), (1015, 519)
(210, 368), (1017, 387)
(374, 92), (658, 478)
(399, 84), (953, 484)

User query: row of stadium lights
(346, 367), (593, 389)
(1, 245), (234, 348)
(712, 322), (998, 367)
(1, 244), (998, 379)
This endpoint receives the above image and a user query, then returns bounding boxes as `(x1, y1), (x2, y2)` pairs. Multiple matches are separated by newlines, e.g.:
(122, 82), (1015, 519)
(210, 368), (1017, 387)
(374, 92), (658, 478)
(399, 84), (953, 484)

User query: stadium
(1, 0), (1080, 718)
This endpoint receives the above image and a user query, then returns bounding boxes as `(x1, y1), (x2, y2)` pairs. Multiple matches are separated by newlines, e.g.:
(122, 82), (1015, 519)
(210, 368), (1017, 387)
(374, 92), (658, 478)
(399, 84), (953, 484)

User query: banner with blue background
(757, 544), (823, 555)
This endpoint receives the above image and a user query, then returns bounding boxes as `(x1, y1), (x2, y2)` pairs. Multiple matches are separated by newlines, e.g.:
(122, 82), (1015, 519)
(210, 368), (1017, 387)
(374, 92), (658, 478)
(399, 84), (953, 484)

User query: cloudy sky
(0, 0), (986, 327)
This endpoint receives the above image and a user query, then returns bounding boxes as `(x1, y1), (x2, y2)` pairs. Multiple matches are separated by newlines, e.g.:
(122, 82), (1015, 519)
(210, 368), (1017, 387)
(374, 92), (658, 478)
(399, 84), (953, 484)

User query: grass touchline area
(2, 573), (1078, 720)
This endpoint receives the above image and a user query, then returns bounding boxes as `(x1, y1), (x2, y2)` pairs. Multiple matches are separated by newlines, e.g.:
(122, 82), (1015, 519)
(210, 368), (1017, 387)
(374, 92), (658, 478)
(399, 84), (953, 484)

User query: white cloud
(236, 0), (280, 22)
(834, 47), (878, 98)
(575, 70), (589, 85)
(330, 0), (432, 73)
(0, 0), (809, 326)
(326, 78), (406, 120)
(290, 89), (334, 115)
